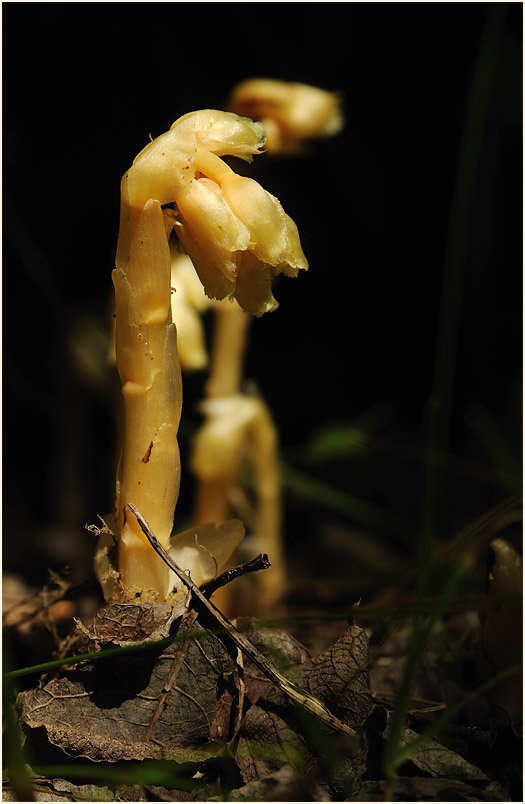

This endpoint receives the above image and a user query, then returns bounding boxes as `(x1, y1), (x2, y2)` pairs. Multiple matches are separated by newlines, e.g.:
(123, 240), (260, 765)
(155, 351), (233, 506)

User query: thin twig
(200, 553), (271, 599)
(128, 503), (361, 753)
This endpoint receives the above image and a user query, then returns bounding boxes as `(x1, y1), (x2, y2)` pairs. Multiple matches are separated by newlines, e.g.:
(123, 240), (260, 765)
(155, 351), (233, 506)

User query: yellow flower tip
(125, 110), (265, 211)
(227, 78), (344, 154)
(171, 109), (266, 160)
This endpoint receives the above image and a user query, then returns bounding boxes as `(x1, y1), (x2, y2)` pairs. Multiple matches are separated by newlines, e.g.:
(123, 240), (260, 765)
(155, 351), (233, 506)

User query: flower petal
(175, 178), (250, 301)
(235, 251), (279, 317)
(276, 213), (309, 277)
(221, 174), (289, 266)
(169, 519), (245, 587)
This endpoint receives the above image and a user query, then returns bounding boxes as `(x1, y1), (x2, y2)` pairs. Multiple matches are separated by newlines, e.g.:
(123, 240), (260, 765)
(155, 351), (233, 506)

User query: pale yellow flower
(121, 110), (308, 317)
(228, 78), (343, 154)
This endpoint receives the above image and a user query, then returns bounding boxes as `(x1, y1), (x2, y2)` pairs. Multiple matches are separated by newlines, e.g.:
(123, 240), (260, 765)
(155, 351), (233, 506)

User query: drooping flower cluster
(123, 110), (308, 316)
(101, 110), (308, 603)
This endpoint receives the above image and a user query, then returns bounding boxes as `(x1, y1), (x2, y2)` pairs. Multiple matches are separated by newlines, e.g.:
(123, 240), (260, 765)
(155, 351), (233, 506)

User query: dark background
(3, 3), (522, 597)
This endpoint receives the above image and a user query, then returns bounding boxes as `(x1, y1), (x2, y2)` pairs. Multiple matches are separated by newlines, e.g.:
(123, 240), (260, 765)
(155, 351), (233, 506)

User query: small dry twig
(201, 553), (271, 599)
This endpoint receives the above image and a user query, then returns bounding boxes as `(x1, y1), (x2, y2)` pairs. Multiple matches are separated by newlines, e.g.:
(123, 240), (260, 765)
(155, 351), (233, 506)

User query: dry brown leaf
(307, 623), (373, 732)
(236, 705), (309, 784)
(400, 726), (509, 794)
(76, 602), (181, 646)
(19, 622), (233, 762)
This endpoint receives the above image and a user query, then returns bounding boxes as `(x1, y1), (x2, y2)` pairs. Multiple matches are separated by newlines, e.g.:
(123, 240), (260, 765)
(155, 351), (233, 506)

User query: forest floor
(3, 521), (522, 803)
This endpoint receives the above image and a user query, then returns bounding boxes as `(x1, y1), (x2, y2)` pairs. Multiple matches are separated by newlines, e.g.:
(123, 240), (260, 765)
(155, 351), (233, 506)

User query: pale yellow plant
(95, 110), (307, 605)
(191, 393), (285, 611)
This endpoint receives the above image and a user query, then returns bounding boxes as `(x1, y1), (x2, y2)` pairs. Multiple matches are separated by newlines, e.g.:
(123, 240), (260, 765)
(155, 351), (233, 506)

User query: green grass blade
(3, 633), (180, 680)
